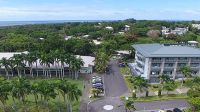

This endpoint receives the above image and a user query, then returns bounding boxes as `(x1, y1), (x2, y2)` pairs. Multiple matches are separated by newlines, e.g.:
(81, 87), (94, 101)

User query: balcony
(178, 60), (189, 63)
(164, 66), (174, 71)
(165, 59), (177, 62)
(151, 59), (162, 63)
(151, 66), (161, 71)
(191, 59), (200, 62)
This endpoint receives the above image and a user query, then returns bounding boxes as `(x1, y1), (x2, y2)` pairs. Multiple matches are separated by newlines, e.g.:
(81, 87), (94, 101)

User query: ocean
(0, 20), (113, 27)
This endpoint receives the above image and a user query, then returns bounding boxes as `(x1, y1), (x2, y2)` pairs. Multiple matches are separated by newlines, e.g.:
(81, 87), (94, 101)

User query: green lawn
(120, 66), (132, 76)
(2, 78), (84, 112)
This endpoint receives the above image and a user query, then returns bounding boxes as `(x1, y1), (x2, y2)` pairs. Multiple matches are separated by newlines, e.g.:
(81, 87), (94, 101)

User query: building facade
(0, 52), (95, 76)
(130, 44), (200, 83)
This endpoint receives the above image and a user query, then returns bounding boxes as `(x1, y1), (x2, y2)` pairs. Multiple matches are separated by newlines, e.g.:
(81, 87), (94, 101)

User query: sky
(0, 0), (200, 21)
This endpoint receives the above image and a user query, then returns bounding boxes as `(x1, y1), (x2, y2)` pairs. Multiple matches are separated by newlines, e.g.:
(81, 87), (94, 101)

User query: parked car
(92, 83), (103, 88)
(173, 108), (182, 112)
(166, 110), (173, 112)
(118, 62), (126, 67)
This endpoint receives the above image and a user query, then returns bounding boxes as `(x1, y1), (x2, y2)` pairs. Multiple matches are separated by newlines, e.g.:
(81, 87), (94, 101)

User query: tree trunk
(5, 68), (9, 79)
(17, 68), (21, 77)
(36, 62), (39, 77)
(181, 77), (184, 87)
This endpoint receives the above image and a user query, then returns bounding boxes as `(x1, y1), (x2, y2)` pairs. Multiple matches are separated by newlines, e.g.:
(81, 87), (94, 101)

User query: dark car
(173, 108), (182, 112)
(166, 110), (173, 112)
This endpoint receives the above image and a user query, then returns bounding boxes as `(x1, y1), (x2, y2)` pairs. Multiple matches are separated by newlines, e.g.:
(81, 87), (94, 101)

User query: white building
(105, 26), (114, 30)
(0, 52), (95, 75)
(130, 44), (200, 83)
(192, 24), (200, 29)
(93, 40), (102, 45)
(162, 26), (188, 36)
(124, 25), (130, 31)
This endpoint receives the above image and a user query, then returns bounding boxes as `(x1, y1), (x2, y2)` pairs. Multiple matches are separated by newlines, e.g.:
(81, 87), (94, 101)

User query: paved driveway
(87, 60), (191, 112)
(88, 60), (129, 112)
(104, 60), (129, 97)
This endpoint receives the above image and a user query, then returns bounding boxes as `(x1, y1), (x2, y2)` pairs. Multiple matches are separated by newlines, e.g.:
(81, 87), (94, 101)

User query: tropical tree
(12, 54), (26, 77)
(180, 65), (191, 87)
(24, 53), (37, 77)
(8, 59), (15, 77)
(39, 52), (53, 78)
(72, 57), (84, 80)
(163, 81), (177, 95)
(158, 74), (171, 96)
(125, 100), (135, 112)
(10, 77), (31, 111)
(0, 58), (10, 78)
(0, 77), (11, 111)
(129, 76), (148, 98)
(67, 83), (82, 112)
(95, 51), (109, 73)
(91, 88), (101, 97)
(31, 81), (40, 105)
(37, 80), (57, 110)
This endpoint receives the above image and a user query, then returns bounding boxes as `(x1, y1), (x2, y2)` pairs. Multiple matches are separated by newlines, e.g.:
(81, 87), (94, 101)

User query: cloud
(0, 6), (200, 21)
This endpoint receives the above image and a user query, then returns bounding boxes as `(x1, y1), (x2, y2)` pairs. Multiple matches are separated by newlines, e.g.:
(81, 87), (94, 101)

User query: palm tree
(129, 76), (148, 98)
(0, 77), (11, 112)
(10, 77), (31, 111)
(180, 65), (191, 87)
(51, 50), (60, 78)
(56, 79), (70, 110)
(163, 81), (177, 95)
(8, 59), (15, 77)
(24, 53), (37, 77)
(67, 83), (82, 112)
(31, 81), (40, 105)
(39, 52), (53, 78)
(58, 51), (68, 78)
(94, 51), (109, 73)
(0, 58), (10, 79)
(12, 54), (26, 77)
(73, 57), (84, 80)
(125, 100), (135, 112)
(37, 80), (57, 110)
(158, 74), (171, 96)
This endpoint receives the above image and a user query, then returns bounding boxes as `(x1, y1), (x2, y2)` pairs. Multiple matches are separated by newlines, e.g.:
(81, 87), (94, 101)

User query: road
(104, 60), (129, 97)
(88, 60), (129, 112)
(87, 60), (191, 112)
(134, 99), (191, 111)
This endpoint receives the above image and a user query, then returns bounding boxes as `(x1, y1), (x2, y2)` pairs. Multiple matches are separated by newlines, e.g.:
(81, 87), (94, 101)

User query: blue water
(0, 20), (113, 27)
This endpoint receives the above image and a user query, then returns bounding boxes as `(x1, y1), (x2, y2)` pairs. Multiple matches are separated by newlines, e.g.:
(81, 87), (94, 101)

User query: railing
(151, 60), (162, 63)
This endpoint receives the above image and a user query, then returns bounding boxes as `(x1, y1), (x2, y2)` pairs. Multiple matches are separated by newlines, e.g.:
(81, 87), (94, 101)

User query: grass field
(1, 77), (84, 112)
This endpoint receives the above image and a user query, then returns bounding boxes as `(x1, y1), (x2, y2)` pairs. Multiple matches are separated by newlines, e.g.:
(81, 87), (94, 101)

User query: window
(151, 71), (160, 75)
(152, 63), (161, 67)
(178, 57), (188, 60)
(163, 71), (173, 75)
(164, 63), (174, 67)
(178, 63), (186, 67)
(191, 63), (199, 67)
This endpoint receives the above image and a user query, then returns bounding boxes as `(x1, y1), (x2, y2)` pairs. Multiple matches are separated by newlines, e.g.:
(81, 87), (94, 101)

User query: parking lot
(91, 75), (104, 95)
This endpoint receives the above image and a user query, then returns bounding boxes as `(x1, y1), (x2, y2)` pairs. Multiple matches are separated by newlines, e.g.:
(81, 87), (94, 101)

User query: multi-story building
(161, 26), (188, 36)
(130, 44), (200, 83)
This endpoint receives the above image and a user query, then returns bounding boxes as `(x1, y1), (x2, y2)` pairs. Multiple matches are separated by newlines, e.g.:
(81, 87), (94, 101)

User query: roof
(0, 51), (28, 59)
(116, 50), (130, 55)
(0, 52), (95, 68)
(188, 41), (198, 44)
(132, 44), (200, 57)
(93, 40), (102, 45)
(76, 55), (95, 67)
